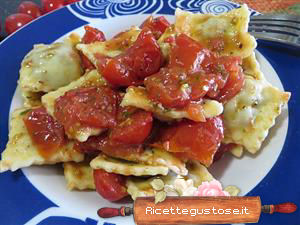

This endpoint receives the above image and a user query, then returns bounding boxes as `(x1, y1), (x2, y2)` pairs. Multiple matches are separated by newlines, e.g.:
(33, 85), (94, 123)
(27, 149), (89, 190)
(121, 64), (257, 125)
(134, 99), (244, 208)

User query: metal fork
(249, 14), (300, 47)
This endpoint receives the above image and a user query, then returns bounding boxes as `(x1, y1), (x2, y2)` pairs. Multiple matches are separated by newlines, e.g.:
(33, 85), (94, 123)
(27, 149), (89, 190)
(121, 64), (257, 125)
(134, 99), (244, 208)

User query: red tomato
(23, 107), (66, 159)
(65, 0), (81, 5)
(110, 110), (153, 145)
(5, 13), (34, 34)
(101, 29), (162, 87)
(101, 142), (144, 160)
(215, 56), (244, 103)
(54, 87), (119, 133)
(145, 34), (244, 108)
(213, 143), (237, 163)
(145, 67), (217, 109)
(80, 53), (95, 70)
(169, 34), (215, 74)
(209, 37), (225, 52)
(186, 73), (216, 101)
(82, 25), (106, 44)
(74, 133), (106, 155)
(42, 0), (65, 14)
(185, 101), (206, 122)
(157, 117), (224, 167)
(76, 133), (143, 159)
(80, 26), (106, 70)
(18, 1), (41, 19)
(140, 16), (170, 39)
(145, 67), (190, 108)
(94, 169), (128, 201)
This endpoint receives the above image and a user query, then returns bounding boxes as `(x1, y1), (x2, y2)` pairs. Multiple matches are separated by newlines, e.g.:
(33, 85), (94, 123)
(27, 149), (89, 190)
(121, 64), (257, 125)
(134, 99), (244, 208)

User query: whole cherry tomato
(42, 0), (65, 14)
(5, 13), (34, 35)
(94, 169), (128, 201)
(18, 1), (41, 18)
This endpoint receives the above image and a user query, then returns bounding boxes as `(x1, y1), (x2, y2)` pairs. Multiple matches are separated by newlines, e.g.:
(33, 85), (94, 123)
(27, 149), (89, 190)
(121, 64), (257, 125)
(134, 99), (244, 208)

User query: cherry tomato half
(82, 25), (106, 44)
(18, 1), (41, 19)
(23, 107), (66, 159)
(80, 26), (106, 70)
(94, 169), (128, 201)
(157, 117), (224, 167)
(110, 109), (153, 145)
(54, 87), (119, 133)
(5, 13), (34, 35)
(140, 16), (170, 39)
(101, 29), (162, 87)
(145, 67), (190, 108)
(42, 0), (65, 14)
(215, 56), (245, 103)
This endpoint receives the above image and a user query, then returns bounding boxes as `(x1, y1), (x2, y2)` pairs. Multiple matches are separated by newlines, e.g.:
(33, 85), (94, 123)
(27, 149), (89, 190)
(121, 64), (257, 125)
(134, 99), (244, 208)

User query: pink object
(194, 180), (230, 197)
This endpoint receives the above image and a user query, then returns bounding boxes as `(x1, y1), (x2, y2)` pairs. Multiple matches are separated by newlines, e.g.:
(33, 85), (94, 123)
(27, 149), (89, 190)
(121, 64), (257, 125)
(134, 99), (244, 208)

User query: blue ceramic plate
(0, 1), (299, 225)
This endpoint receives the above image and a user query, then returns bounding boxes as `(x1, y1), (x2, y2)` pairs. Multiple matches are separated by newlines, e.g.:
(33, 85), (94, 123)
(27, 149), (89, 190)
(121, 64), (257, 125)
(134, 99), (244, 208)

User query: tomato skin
(213, 143), (237, 163)
(80, 26), (106, 70)
(158, 117), (224, 167)
(5, 13), (34, 34)
(185, 101), (206, 122)
(215, 56), (244, 103)
(54, 87), (119, 133)
(23, 107), (66, 158)
(110, 110), (153, 145)
(169, 34), (215, 74)
(80, 53), (95, 70)
(94, 169), (128, 201)
(145, 34), (244, 108)
(76, 132), (144, 159)
(141, 16), (170, 39)
(82, 26), (106, 44)
(75, 133), (106, 155)
(209, 37), (225, 52)
(18, 1), (41, 19)
(42, 0), (65, 14)
(102, 29), (162, 87)
(145, 67), (190, 108)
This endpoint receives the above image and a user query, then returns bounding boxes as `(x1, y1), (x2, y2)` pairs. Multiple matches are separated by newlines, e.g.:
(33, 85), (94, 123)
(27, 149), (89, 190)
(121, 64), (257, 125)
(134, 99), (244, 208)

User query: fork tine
(249, 14), (300, 47)
(249, 31), (300, 47)
(251, 14), (300, 24)
(249, 24), (300, 36)
(250, 20), (300, 31)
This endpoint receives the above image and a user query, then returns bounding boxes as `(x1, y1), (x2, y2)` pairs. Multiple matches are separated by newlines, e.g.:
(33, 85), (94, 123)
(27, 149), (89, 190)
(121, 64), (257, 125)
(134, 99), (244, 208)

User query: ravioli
(76, 26), (141, 69)
(186, 160), (214, 187)
(174, 5), (256, 58)
(90, 154), (169, 176)
(22, 90), (44, 107)
(126, 176), (155, 200)
(19, 42), (83, 94)
(64, 161), (95, 191)
(0, 108), (84, 172)
(223, 76), (290, 153)
(242, 52), (264, 80)
(121, 86), (223, 122)
(230, 144), (244, 158)
(114, 148), (188, 176)
(41, 70), (107, 142)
